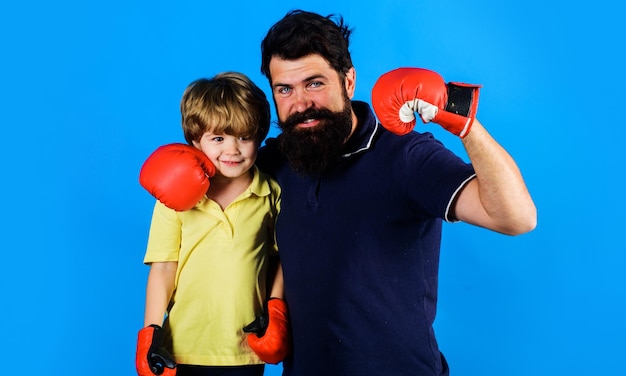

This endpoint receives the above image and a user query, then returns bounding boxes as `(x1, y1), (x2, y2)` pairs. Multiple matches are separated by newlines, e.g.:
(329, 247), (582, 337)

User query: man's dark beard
(277, 103), (353, 176)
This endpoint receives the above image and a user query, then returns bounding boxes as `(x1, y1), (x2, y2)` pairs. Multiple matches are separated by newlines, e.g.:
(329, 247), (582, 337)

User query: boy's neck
(206, 169), (254, 210)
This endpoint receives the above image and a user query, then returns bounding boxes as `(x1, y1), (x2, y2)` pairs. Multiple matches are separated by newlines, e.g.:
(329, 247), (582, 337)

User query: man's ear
(345, 67), (356, 99)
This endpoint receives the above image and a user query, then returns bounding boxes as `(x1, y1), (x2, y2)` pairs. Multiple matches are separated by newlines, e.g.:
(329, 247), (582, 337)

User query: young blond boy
(137, 72), (288, 376)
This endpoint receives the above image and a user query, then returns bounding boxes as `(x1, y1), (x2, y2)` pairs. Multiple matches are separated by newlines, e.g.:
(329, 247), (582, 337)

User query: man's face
(269, 54), (357, 175)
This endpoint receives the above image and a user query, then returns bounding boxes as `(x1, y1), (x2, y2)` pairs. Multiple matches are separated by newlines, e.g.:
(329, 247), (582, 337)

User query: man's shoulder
(373, 127), (445, 156)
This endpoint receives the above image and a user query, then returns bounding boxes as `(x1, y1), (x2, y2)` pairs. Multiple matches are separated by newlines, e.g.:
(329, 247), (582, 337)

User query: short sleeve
(143, 201), (182, 264)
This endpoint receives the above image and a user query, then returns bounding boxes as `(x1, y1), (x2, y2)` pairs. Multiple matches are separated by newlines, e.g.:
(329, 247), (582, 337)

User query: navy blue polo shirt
(256, 101), (475, 376)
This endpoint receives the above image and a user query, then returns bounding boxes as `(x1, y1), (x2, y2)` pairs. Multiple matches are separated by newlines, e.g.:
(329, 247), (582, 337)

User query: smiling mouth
(297, 118), (318, 128)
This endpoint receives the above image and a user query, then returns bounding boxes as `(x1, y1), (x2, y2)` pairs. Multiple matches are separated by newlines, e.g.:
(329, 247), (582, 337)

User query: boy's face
(193, 132), (257, 180)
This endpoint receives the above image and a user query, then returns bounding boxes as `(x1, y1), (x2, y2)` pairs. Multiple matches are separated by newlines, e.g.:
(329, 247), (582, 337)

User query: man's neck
(345, 110), (359, 143)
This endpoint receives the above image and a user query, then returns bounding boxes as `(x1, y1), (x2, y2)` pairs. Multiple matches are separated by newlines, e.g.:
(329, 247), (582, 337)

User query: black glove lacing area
(147, 324), (177, 374)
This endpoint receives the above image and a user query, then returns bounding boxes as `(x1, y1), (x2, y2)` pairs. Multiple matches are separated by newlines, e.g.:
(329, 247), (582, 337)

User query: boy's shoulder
(253, 165), (281, 197)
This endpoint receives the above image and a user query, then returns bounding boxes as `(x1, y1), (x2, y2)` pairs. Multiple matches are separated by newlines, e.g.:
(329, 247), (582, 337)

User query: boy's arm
(144, 261), (177, 326)
(244, 259), (291, 364)
(268, 259), (284, 299)
(136, 261), (177, 376)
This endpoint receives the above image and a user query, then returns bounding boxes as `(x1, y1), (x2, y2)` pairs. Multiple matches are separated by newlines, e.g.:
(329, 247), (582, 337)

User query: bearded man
(255, 9), (536, 376)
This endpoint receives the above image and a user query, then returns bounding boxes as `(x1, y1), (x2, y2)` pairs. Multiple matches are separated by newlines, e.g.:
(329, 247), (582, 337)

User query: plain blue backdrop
(2, 0), (624, 375)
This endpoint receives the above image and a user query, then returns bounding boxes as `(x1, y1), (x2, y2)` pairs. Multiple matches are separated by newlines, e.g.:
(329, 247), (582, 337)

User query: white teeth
(304, 119), (314, 123)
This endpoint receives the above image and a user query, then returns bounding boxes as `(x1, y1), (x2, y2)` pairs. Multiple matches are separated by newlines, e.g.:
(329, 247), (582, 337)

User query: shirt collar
(247, 165), (272, 197)
(341, 101), (380, 158)
(196, 165), (271, 209)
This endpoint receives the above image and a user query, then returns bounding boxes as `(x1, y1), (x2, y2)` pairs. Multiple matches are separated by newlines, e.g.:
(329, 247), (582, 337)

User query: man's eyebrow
(272, 81), (291, 89)
(304, 74), (326, 82)
(273, 74), (327, 89)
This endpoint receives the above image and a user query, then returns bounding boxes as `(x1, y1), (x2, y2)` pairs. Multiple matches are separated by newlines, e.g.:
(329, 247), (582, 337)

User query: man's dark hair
(261, 10), (354, 81)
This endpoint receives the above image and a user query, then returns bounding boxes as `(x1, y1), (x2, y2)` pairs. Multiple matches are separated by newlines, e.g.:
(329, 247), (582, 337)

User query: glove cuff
(434, 82), (481, 138)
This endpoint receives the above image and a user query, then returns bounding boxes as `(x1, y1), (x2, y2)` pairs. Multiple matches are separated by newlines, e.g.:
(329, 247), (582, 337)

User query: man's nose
(293, 88), (312, 113)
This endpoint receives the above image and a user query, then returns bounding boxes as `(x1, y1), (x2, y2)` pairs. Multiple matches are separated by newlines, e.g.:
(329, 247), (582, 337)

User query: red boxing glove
(243, 298), (291, 364)
(371, 67), (481, 138)
(139, 143), (216, 211)
(136, 325), (177, 376)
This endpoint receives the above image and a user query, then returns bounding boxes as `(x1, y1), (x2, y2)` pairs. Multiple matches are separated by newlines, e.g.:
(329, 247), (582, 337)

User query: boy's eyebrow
(272, 74), (327, 89)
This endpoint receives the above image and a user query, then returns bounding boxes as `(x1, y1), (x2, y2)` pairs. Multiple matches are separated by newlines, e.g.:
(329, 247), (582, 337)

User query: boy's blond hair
(180, 72), (271, 145)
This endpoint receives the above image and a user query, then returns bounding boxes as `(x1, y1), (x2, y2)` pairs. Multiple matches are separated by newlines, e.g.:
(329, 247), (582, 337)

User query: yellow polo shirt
(143, 166), (280, 366)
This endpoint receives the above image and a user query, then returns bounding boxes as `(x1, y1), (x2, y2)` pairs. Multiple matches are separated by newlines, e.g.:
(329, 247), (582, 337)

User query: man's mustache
(281, 108), (335, 130)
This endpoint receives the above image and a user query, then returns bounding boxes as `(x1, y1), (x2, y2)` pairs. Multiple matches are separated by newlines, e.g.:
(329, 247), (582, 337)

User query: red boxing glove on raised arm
(139, 143), (216, 211)
(243, 298), (291, 364)
(371, 67), (481, 138)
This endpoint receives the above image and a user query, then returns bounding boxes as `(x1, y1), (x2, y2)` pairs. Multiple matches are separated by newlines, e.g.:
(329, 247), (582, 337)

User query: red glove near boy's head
(139, 143), (216, 211)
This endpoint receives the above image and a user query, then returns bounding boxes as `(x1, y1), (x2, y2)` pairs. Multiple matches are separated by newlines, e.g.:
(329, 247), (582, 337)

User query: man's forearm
(461, 119), (537, 235)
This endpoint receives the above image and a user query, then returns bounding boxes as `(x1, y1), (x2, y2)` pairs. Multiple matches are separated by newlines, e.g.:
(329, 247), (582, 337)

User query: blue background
(2, 0), (624, 375)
